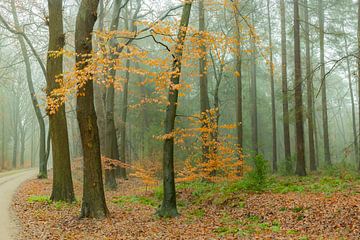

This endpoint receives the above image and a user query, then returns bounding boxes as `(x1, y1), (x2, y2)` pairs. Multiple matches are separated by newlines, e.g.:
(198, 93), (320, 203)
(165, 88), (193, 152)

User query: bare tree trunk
(294, 0), (306, 176)
(47, 0), (75, 203)
(12, 98), (19, 169)
(10, 0), (48, 177)
(1, 108), (5, 169)
(75, 0), (109, 218)
(343, 34), (359, 167)
(198, 0), (211, 162)
(318, 0), (331, 165)
(358, 0), (360, 171)
(267, 0), (277, 172)
(280, 0), (291, 172)
(157, 1), (192, 218)
(250, 13), (258, 156)
(233, 0), (242, 158)
(304, 0), (316, 171)
(19, 126), (25, 168)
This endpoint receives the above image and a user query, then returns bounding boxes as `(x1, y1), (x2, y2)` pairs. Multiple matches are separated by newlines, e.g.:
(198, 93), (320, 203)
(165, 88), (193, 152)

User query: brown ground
(12, 175), (360, 240)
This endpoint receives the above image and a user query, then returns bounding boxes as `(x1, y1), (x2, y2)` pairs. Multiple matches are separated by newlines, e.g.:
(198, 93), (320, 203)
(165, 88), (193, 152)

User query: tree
(8, 0), (48, 177)
(280, 0), (291, 173)
(318, 0), (331, 166)
(250, 13), (258, 156)
(104, 0), (124, 190)
(304, 0), (316, 171)
(294, 0), (306, 176)
(47, 0), (75, 203)
(358, 0), (360, 171)
(233, 0), (242, 159)
(198, 0), (211, 163)
(157, 1), (193, 218)
(75, 0), (109, 218)
(267, 0), (277, 172)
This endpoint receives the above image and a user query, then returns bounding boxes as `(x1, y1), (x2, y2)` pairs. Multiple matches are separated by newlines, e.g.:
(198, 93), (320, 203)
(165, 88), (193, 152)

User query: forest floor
(12, 168), (360, 240)
(0, 169), (36, 240)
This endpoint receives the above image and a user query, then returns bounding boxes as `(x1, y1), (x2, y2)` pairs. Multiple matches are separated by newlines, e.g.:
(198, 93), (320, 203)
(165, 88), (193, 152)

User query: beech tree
(75, 0), (109, 218)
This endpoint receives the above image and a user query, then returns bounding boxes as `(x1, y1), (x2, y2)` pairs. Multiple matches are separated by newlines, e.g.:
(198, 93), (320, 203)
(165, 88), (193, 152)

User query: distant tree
(304, 0), (316, 171)
(280, 0), (291, 173)
(294, 0), (306, 176)
(318, 0), (331, 166)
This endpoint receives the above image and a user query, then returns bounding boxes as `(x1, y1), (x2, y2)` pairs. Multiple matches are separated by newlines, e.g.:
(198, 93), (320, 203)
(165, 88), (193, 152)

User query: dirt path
(0, 169), (36, 240)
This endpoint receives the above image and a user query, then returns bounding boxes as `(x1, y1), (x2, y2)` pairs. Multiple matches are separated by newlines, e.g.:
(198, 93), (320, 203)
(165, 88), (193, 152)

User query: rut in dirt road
(0, 169), (36, 240)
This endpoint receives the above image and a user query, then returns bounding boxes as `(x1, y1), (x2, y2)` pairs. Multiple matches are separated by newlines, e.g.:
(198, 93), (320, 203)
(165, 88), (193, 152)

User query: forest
(0, 0), (359, 239)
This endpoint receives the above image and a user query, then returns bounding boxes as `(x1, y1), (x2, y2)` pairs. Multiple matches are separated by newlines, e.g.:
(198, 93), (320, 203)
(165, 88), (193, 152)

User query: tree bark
(358, 0), (360, 171)
(304, 0), (316, 171)
(47, 0), (75, 203)
(280, 0), (291, 172)
(294, 0), (306, 176)
(250, 13), (258, 156)
(267, 0), (277, 172)
(233, 0), (242, 158)
(75, 0), (109, 218)
(198, 0), (211, 163)
(318, 0), (331, 165)
(157, 1), (192, 218)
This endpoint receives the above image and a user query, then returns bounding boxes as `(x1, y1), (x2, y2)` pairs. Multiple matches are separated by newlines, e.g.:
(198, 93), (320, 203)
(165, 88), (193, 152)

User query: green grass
(112, 195), (157, 207)
(27, 195), (51, 204)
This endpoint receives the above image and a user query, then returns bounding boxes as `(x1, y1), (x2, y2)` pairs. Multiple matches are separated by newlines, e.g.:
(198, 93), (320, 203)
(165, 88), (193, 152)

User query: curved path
(0, 169), (37, 240)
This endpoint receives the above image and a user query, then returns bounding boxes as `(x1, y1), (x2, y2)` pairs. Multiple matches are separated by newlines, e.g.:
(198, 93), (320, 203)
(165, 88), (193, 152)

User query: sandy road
(0, 169), (37, 240)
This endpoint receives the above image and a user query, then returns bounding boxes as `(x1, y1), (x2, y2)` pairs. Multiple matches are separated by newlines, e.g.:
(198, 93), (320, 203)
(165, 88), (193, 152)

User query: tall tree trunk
(344, 34), (359, 167)
(358, 0), (360, 171)
(198, 0), (211, 162)
(157, 1), (192, 218)
(10, 0), (48, 178)
(119, 56), (130, 178)
(304, 0), (316, 171)
(318, 0), (331, 165)
(94, 0), (107, 154)
(75, 0), (109, 218)
(267, 0), (277, 172)
(250, 13), (258, 156)
(104, 0), (127, 187)
(280, 0), (291, 172)
(294, 0), (306, 176)
(47, 0), (75, 203)
(233, 0), (242, 158)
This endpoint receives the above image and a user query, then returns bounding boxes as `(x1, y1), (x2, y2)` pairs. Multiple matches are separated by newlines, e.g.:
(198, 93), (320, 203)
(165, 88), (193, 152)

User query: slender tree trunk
(19, 126), (25, 168)
(104, 0), (127, 187)
(304, 0), (316, 171)
(157, 1), (192, 218)
(1, 109), (5, 169)
(47, 0), (75, 203)
(267, 0), (277, 172)
(280, 0), (291, 172)
(30, 119), (35, 168)
(198, 0), (211, 162)
(119, 56), (130, 178)
(10, 0), (47, 177)
(344, 34), (359, 166)
(294, 0), (306, 176)
(233, 0), (242, 158)
(75, 0), (109, 218)
(318, 0), (331, 165)
(358, 0), (360, 171)
(250, 13), (258, 156)
(12, 98), (19, 169)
